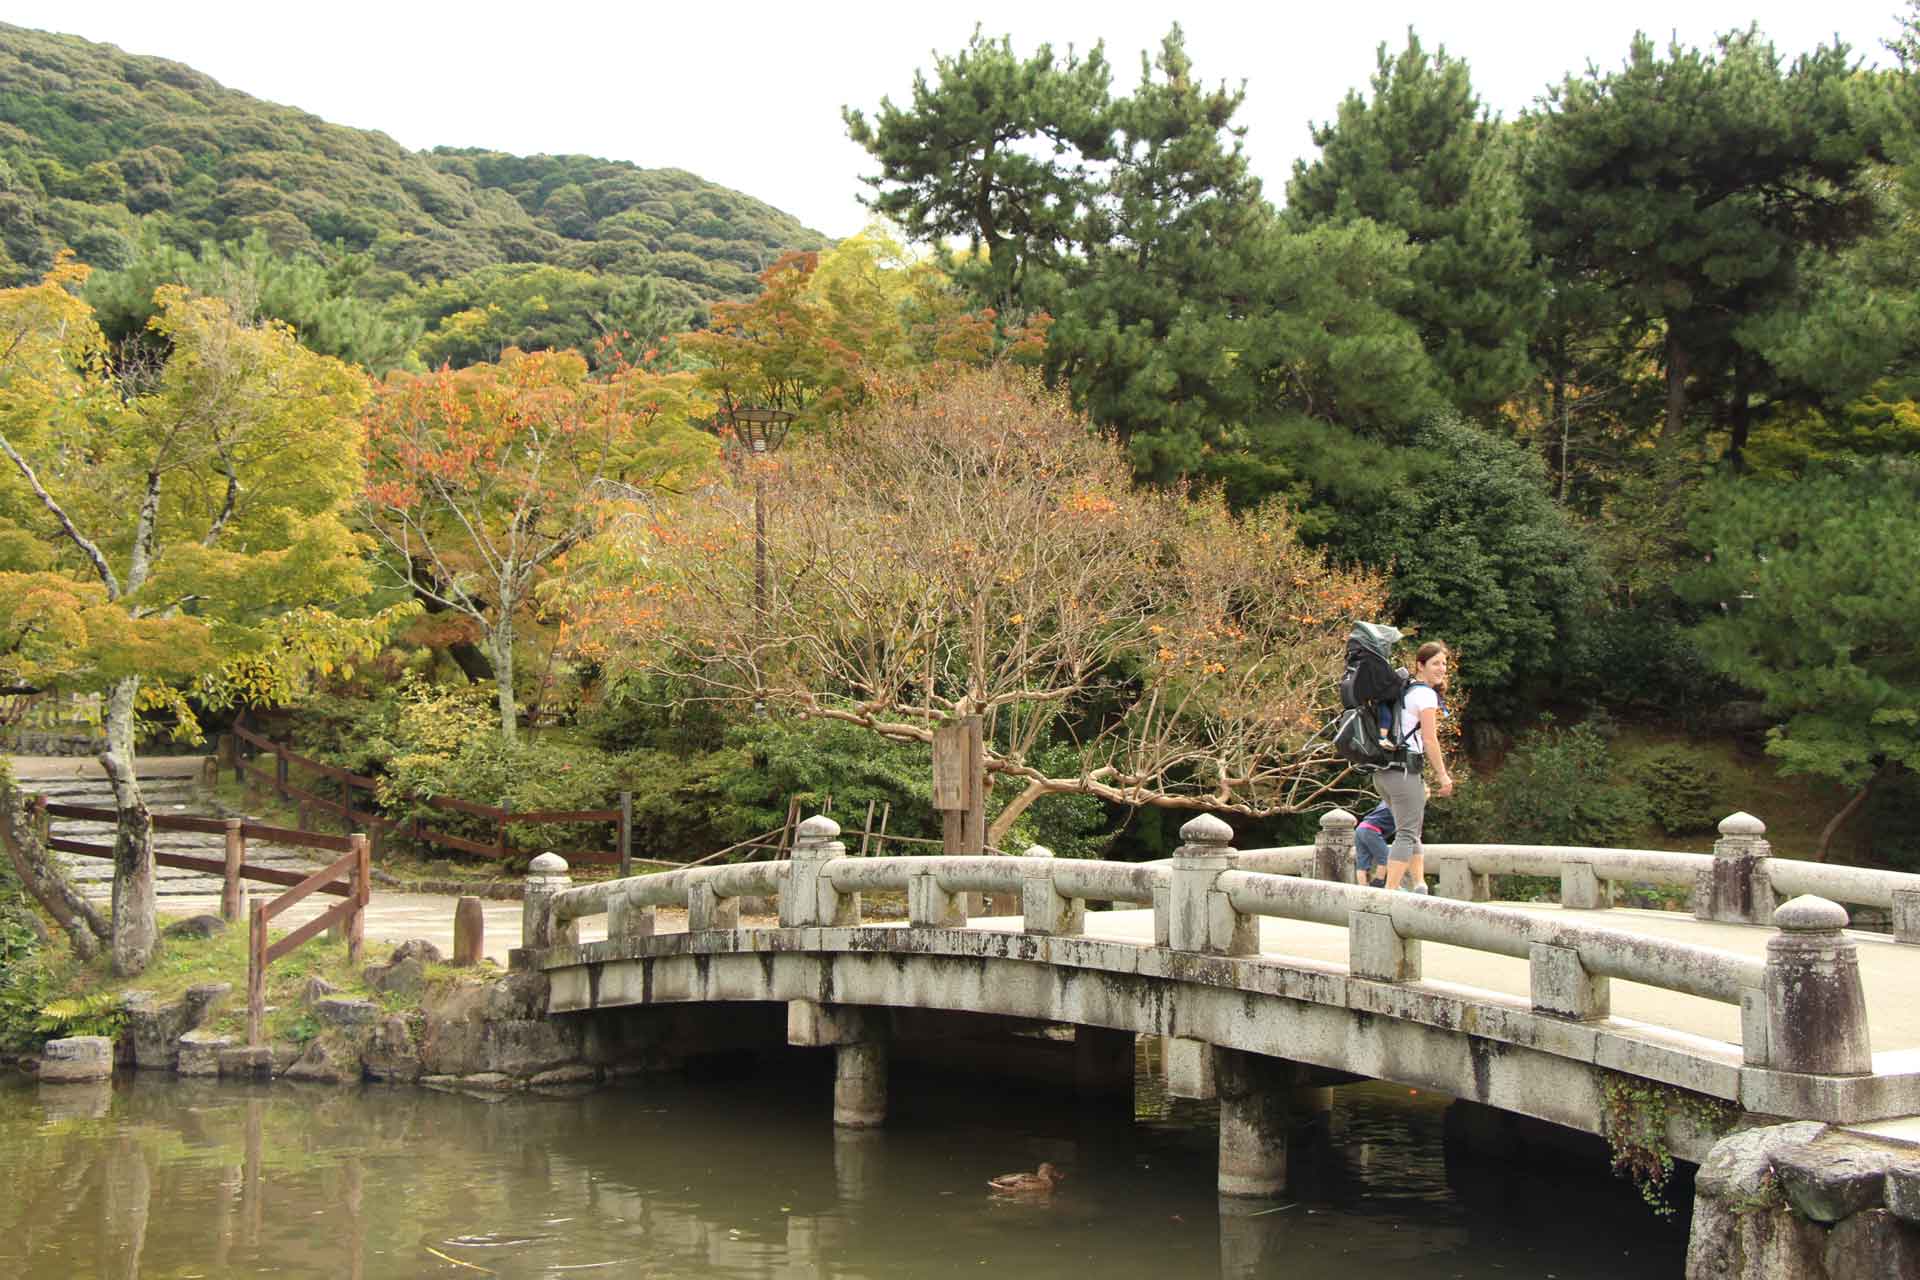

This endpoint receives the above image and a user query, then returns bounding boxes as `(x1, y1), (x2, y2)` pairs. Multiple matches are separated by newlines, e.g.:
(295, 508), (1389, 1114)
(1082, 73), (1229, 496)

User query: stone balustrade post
(1894, 889), (1920, 946)
(521, 853), (574, 952)
(1020, 844), (1084, 937)
(688, 879), (740, 932)
(607, 887), (656, 943)
(780, 815), (859, 928)
(908, 869), (966, 927)
(1434, 856), (1490, 902)
(1694, 812), (1777, 925)
(1313, 808), (1355, 883)
(1765, 895), (1871, 1075)
(1529, 942), (1608, 1020)
(1348, 909), (1420, 982)
(1167, 814), (1255, 956)
(1560, 858), (1611, 910)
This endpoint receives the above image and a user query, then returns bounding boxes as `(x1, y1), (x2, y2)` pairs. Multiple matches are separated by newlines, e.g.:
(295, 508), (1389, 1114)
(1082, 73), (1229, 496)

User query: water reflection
(0, 1056), (1688, 1279)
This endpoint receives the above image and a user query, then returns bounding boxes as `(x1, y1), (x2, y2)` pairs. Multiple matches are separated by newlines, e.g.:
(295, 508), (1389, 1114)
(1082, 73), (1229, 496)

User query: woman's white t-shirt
(1399, 683), (1439, 753)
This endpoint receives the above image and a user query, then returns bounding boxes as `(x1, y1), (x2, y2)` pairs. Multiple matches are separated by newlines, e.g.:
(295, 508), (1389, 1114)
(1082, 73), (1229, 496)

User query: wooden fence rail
(249, 834), (368, 1047)
(35, 796), (355, 922)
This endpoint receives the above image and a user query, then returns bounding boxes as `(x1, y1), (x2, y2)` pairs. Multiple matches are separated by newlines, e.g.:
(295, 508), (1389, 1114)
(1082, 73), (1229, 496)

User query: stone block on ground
(389, 939), (444, 966)
(301, 977), (338, 1006)
(176, 1030), (232, 1077)
(182, 983), (231, 1025)
(163, 915), (227, 940)
(121, 992), (187, 1070)
(362, 1015), (423, 1084)
(38, 1036), (113, 1082)
(528, 1063), (596, 1088)
(217, 1046), (273, 1079)
(1889, 1166), (1920, 1225)
(313, 998), (380, 1028)
(1776, 1134), (1900, 1223)
(281, 1034), (360, 1085)
(1823, 1209), (1920, 1278)
(364, 954), (426, 997)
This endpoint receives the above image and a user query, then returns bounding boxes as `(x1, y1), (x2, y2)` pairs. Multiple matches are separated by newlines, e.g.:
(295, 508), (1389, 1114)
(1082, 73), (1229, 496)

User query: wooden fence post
(348, 833), (368, 965)
(619, 791), (633, 878)
(274, 749), (289, 803)
(221, 819), (245, 923)
(247, 899), (266, 1048)
(497, 799), (512, 860)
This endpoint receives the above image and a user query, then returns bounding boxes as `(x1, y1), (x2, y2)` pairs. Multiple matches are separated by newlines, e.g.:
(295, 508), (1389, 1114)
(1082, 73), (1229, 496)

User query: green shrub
(1426, 719), (1648, 848)
(1627, 745), (1723, 836)
(0, 905), (57, 1053)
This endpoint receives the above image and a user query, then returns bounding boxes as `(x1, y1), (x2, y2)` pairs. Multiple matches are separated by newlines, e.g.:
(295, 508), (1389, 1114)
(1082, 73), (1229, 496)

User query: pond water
(0, 1054), (1690, 1278)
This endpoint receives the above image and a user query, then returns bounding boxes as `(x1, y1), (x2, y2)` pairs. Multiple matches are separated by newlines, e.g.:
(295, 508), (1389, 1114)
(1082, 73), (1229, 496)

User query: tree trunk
(0, 777), (108, 960)
(1816, 763), (1889, 862)
(100, 675), (156, 976)
(985, 777), (1052, 849)
(490, 623), (517, 745)
(1663, 331), (1689, 439)
(1726, 357), (1753, 471)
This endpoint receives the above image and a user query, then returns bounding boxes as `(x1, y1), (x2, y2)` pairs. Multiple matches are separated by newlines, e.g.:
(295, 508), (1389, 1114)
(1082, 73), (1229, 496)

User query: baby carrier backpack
(1330, 621), (1413, 770)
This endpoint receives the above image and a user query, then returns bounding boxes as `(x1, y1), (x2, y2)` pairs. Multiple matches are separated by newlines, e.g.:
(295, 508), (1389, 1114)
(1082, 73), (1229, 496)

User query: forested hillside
(0, 23), (826, 358)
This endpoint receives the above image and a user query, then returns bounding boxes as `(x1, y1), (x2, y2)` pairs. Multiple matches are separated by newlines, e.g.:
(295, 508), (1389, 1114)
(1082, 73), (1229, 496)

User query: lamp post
(726, 406), (795, 624)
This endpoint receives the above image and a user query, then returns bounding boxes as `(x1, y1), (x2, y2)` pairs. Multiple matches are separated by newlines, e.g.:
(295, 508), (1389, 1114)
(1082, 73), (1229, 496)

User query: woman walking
(1380, 642), (1453, 893)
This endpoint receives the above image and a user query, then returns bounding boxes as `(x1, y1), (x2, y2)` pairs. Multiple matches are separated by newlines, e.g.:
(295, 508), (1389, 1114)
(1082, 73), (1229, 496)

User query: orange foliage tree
(561, 366), (1383, 838)
(361, 349), (715, 742)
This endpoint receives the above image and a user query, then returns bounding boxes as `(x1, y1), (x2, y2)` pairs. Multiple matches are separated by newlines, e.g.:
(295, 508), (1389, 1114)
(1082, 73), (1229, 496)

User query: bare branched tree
(569, 367), (1383, 840)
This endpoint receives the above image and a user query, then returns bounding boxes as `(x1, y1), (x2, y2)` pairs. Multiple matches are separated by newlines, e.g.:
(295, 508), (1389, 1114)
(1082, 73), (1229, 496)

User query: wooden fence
(33, 796), (371, 1046)
(249, 835), (369, 1046)
(229, 721), (638, 872)
(37, 797), (357, 923)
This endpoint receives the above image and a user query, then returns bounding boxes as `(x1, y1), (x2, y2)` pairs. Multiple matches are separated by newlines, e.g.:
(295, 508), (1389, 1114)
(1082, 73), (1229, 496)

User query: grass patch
(13, 906), (477, 1052)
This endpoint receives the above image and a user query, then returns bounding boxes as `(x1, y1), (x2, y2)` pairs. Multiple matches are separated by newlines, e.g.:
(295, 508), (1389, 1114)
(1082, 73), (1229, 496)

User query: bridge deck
(881, 904), (1920, 1058)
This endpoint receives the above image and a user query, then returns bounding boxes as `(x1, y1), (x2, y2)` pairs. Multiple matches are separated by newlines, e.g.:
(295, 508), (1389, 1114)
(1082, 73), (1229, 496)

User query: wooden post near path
(453, 896), (484, 966)
(933, 715), (989, 912)
(221, 818), (245, 923)
(619, 790), (633, 878)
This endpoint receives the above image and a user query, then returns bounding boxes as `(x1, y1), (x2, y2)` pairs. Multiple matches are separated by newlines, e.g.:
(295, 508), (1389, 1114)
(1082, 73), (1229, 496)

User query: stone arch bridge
(514, 810), (1920, 1201)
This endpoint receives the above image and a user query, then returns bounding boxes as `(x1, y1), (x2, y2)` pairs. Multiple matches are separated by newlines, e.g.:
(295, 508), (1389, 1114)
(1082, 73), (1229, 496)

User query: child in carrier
(1377, 668), (1409, 749)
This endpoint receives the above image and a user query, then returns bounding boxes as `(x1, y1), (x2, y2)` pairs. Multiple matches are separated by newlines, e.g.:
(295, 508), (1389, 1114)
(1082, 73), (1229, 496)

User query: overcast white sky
(3, 2), (1908, 237)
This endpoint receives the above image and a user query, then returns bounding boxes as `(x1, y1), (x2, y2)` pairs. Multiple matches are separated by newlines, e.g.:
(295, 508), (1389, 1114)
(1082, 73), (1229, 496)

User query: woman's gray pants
(1375, 763), (1426, 865)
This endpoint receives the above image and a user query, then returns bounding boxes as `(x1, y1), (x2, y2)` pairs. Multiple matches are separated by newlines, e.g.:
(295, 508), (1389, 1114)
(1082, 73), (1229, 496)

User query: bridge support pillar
(789, 1000), (890, 1128)
(834, 1042), (888, 1129)
(1073, 1026), (1135, 1098)
(1215, 1047), (1293, 1197)
(1166, 1036), (1216, 1099)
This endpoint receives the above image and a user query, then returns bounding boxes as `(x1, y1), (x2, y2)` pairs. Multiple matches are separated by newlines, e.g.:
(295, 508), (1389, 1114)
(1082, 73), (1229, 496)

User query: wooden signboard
(932, 716), (985, 858)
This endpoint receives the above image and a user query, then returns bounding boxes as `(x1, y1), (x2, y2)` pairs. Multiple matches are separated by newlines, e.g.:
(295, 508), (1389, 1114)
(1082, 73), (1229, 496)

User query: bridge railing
(525, 811), (1879, 1079)
(1244, 808), (1920, 945)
